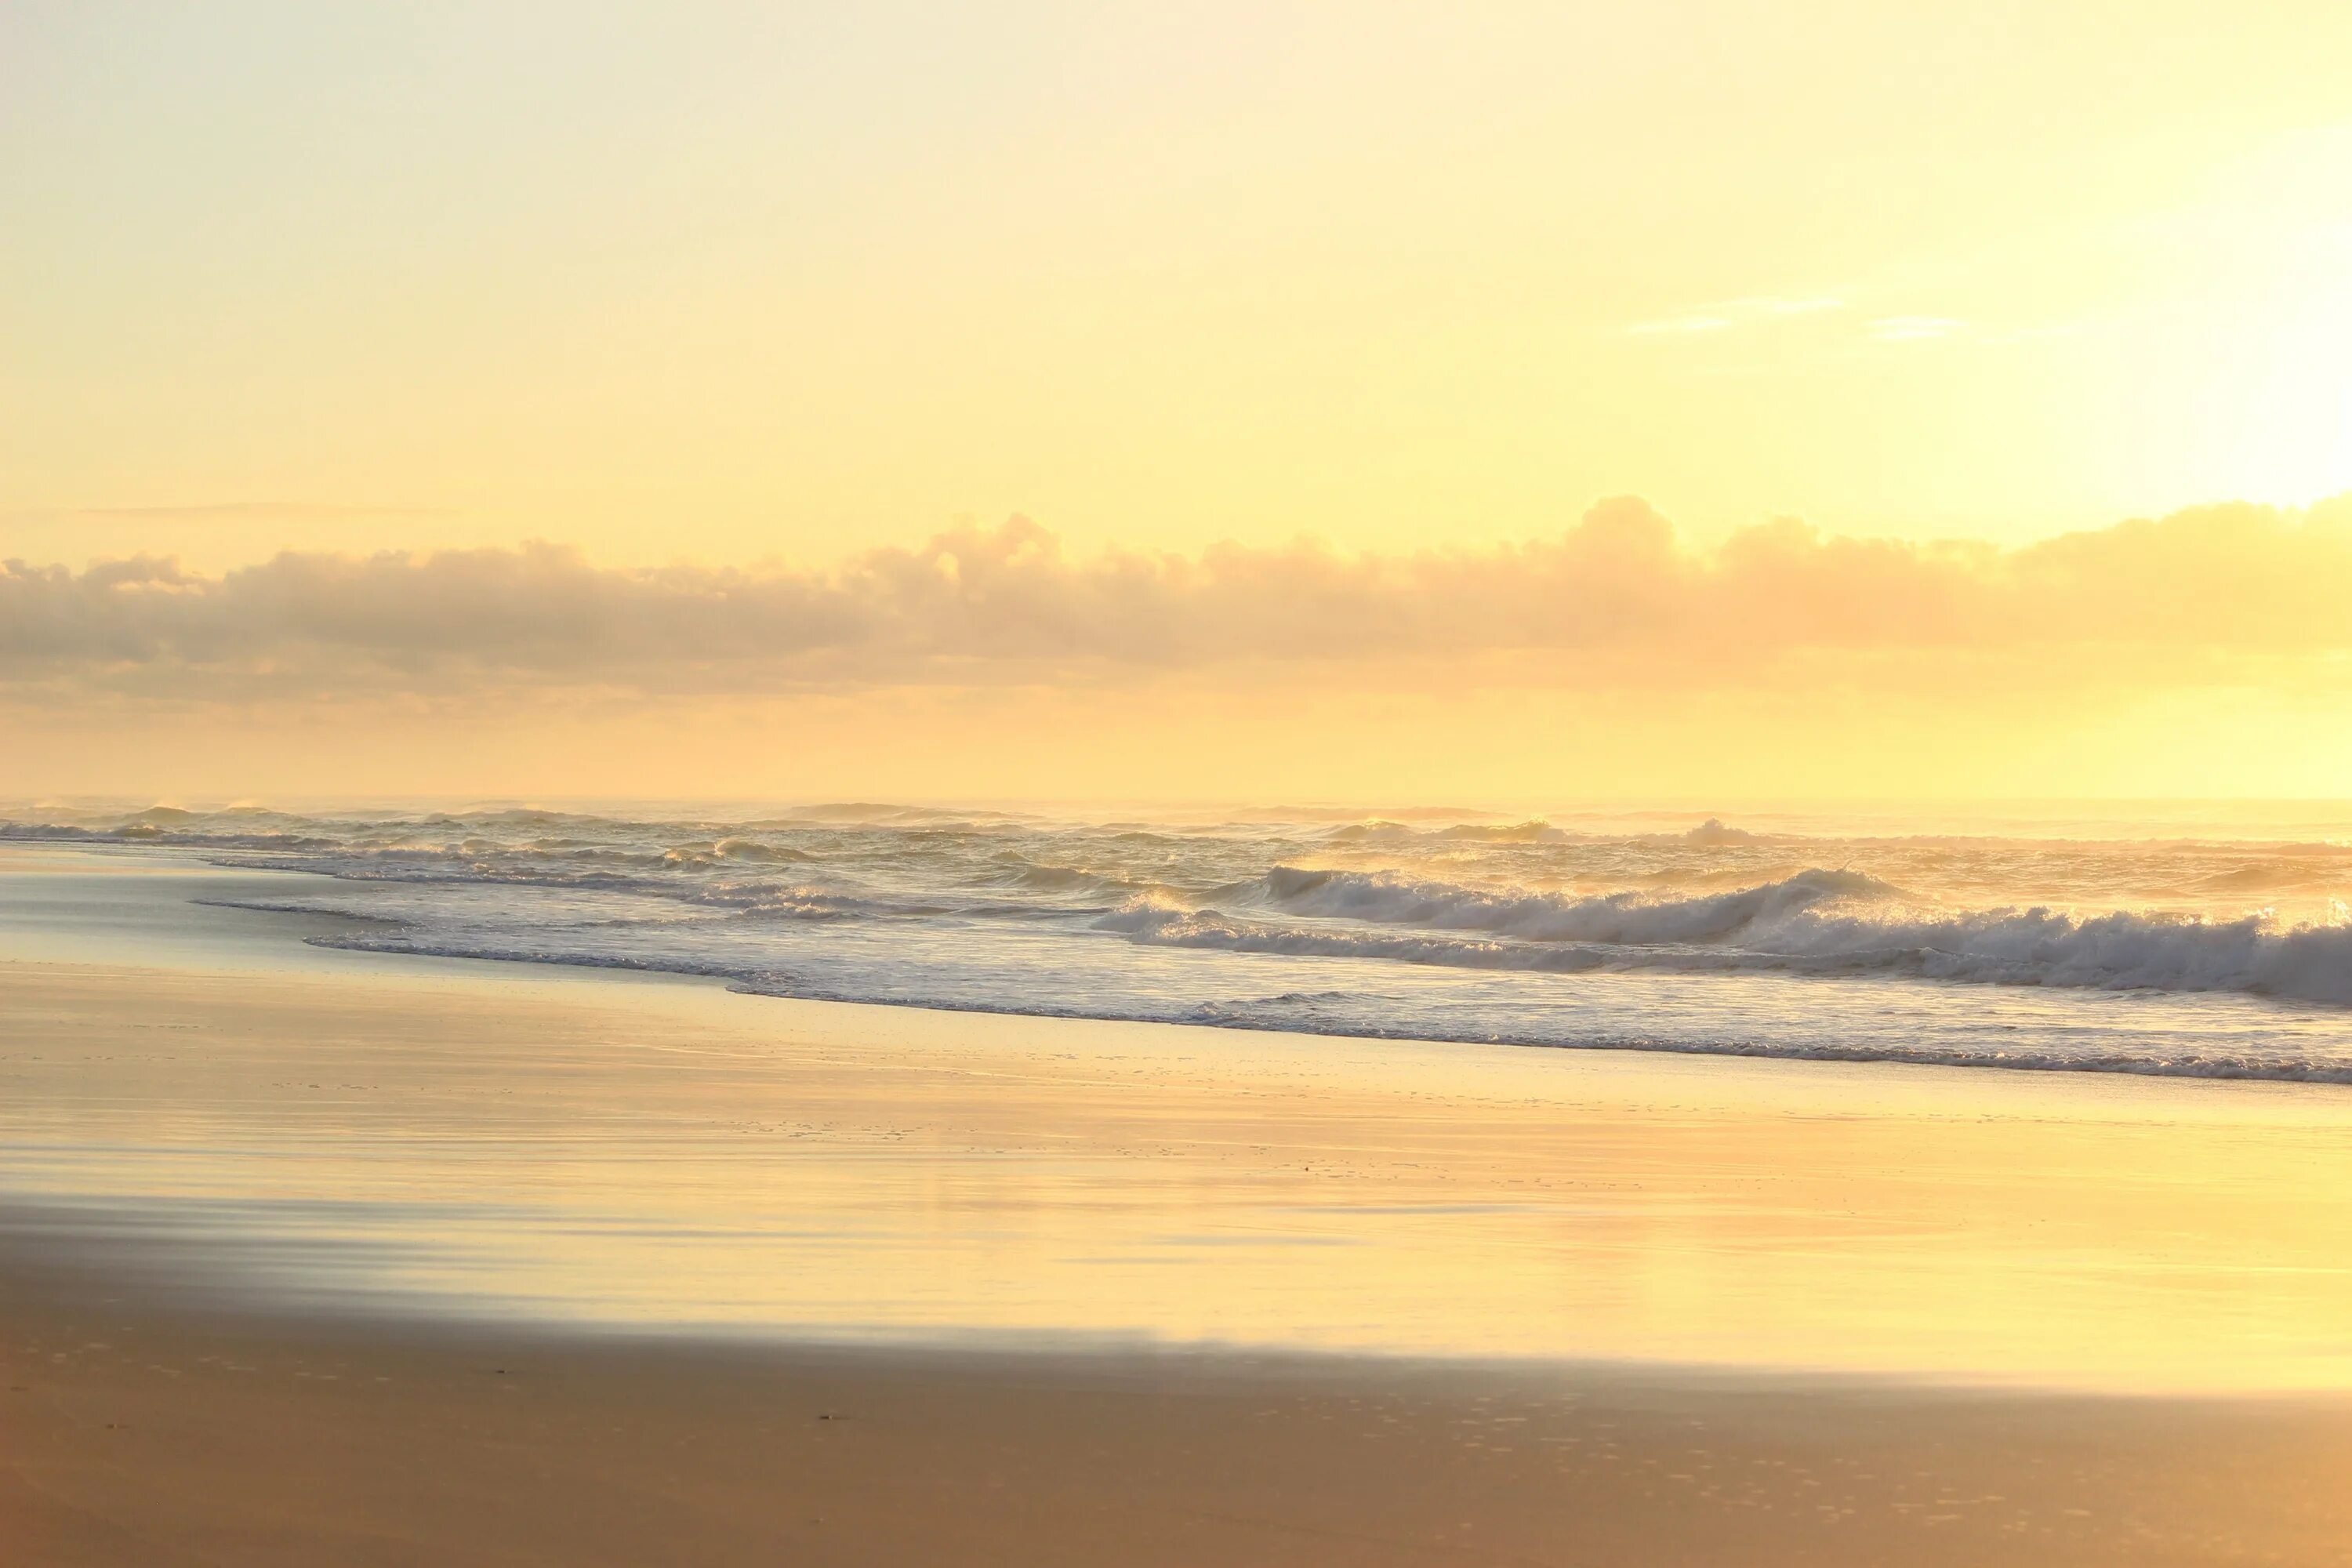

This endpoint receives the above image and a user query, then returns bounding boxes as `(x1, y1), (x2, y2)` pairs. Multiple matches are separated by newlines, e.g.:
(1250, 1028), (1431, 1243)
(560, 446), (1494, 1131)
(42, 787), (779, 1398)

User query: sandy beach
(7, 846), (2352, 1564)
(20, 5), (2352, 1556)
(12, 1241), (2352, 1568)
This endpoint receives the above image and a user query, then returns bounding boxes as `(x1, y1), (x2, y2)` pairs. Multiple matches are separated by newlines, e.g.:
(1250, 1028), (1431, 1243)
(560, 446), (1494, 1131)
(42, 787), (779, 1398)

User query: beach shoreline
(9, 845), (2352, 1562)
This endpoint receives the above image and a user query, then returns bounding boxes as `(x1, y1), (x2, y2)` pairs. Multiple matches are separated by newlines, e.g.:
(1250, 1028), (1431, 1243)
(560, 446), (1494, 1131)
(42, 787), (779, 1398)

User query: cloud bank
(5, 496), (2352, 706)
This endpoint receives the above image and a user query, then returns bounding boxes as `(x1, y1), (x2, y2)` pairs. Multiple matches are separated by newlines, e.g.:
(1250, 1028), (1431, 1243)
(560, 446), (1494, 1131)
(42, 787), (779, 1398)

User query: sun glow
(5, 2), (2352, 798)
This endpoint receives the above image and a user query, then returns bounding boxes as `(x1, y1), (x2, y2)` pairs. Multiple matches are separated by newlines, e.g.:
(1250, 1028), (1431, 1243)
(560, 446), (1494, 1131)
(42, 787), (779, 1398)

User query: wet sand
(10, 1242), (2352, 1567)
(8, 846), (2352, 1562)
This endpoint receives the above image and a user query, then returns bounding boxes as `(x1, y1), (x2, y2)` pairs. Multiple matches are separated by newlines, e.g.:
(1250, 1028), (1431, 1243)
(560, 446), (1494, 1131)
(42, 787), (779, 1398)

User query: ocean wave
(1093, 905), (1613, 971)
(0, 822), (348, 851)
(1432, 819), (1566, 844)
(985, 858), (1134, 894)
(1327, 817), (1569, 844)
(1100, 869), (2352, 1005)
(1251, 864), (1904, 943)
(296, 929), (2352, 1084)
(661, 837), (816, 867)
(1677, 817), (1762, 846)
(1320, 815), (1763, 848)
(1325, 819), (1415, 841)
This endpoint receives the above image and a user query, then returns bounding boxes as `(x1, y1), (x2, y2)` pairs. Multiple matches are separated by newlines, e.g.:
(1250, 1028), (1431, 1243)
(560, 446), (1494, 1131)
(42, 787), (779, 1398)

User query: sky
(5, 2), (2352, 802)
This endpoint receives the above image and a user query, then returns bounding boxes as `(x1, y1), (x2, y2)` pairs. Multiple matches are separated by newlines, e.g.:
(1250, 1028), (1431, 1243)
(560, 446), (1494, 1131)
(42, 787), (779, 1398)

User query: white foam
(1103, 868), (2352, 1005)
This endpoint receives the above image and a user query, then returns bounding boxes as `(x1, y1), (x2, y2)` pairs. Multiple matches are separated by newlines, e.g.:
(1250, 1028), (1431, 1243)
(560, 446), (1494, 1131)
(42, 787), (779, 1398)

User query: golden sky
(5, 2), (2351, 800)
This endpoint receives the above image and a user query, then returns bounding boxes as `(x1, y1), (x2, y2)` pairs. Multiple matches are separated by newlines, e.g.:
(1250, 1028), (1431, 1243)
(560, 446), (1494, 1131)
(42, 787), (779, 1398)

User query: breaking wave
(1098, 867), (2352, 1005)
(1254, 864), (1900, 942)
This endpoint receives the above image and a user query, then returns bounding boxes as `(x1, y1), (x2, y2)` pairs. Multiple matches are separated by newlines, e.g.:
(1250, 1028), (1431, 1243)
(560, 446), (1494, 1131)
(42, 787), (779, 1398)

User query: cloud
(5, 497), (2352, 707)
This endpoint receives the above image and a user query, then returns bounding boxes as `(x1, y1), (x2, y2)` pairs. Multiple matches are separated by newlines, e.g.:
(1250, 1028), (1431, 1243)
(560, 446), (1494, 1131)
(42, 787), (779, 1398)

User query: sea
(8, 798), (2352, 1083)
